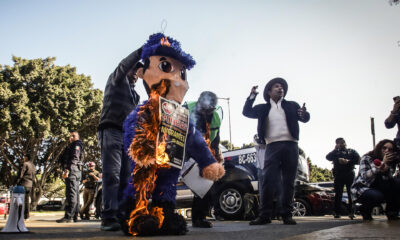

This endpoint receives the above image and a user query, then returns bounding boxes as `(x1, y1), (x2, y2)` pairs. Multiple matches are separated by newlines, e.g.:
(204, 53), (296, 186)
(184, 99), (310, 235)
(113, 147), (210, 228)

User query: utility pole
(371, 117), (376, 148)
(218, 97), (232, 150)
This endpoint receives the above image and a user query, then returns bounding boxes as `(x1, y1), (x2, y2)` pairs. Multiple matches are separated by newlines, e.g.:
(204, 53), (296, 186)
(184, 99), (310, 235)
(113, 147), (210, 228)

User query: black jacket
(242, 95), (310, 144)
(326, 148), (360, 176)
(60, 140), (84, 171)
(98, 48), (141, 131)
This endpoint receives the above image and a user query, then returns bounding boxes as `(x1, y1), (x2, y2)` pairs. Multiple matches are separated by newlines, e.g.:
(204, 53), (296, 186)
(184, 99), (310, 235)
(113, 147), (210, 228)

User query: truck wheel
(217, 184), (246, 220)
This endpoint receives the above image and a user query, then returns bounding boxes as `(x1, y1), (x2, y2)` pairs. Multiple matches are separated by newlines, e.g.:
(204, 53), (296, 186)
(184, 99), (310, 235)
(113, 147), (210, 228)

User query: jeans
(260, 141), (298, 218)
(98, 128), (130, 220)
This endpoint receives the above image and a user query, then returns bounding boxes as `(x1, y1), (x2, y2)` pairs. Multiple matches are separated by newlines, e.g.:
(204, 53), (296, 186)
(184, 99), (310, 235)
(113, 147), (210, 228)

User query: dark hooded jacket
(60, 140), (84, 171)
(98, 48), (142, 131)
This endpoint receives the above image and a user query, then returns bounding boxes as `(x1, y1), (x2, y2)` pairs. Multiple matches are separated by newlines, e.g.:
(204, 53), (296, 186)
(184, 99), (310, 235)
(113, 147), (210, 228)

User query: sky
(1, 0), (399, 169)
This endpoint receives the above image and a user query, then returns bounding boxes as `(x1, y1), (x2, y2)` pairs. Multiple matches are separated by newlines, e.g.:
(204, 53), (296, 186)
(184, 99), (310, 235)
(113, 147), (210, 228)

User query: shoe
(387, 215), (400, 221)
(334, 214), (341, 219)
(282, 217), (297, 225)
(361, 212), (373, 221)
(56, 218), (72, 223)
(101, 218), (121, 231)
(249, 217), (271, 225)
(73, 217), (79, 222)
(192, 219), (213, 228)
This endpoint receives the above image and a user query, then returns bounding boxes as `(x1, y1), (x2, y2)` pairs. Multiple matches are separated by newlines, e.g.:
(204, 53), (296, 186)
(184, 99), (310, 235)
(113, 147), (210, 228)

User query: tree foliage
(220, 140), (241, 151)
(0, 56), (103, 207)
(307, 157), (333, 183)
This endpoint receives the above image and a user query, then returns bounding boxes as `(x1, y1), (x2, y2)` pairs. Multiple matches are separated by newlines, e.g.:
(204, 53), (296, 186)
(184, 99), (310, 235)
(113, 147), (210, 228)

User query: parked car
(176, 145), (310, 220)
(37, 199), (65, 211)
(292, 183), (335, 216)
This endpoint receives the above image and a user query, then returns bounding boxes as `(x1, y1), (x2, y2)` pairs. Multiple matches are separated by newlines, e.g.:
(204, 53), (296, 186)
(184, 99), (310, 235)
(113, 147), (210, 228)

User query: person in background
(351, 139), (400, 221)
(57, 131), (84, 223)
(385, 96), (400, 149)
(243, 77), (310, 225)
(185, 91), (224, 228)
(80, 161), (100, 220)
(16, 154), (36, 220)
(326, 138), (360, 219)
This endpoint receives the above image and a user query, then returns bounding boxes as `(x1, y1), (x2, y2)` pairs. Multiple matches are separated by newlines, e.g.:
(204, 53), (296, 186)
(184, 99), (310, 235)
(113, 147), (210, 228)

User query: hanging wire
(161, 19), (168, 34)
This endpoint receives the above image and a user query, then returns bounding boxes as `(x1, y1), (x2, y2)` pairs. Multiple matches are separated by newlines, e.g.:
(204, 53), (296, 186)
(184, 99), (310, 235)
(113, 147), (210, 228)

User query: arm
(358, 155), (379, 181)
(348, 149), (361, 165)
(186, 125), (217, 171)
(297, 103), (310, 123)
(16, 163), (27, 185)
(326, 150), (337, 161)
(385, 98), (400, 128)
(109, 47), (143, 85)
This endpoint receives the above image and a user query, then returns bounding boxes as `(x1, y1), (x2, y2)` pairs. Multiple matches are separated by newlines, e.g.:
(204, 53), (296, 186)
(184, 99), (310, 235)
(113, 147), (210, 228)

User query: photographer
(326, 138), (360, 219)
(351, 139), (400, 221)
(385, 96), (400, 148)
(80, 162), (100, 220)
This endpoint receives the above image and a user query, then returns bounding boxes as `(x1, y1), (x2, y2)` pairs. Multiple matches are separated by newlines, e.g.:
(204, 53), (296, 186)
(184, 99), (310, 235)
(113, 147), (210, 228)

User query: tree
(220, 140), (240, 151)
(0, 56), (103, 208)
(307, 157), (333, 183)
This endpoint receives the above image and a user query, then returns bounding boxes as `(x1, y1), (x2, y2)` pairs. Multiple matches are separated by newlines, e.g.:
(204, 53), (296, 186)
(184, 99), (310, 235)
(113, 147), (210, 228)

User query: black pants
(261, 141), (298, 218)
(192, 184), (220, 221)
(333, 173), (354, 215)
(64, 169), (81, 219)
(24, 187), (32, 219)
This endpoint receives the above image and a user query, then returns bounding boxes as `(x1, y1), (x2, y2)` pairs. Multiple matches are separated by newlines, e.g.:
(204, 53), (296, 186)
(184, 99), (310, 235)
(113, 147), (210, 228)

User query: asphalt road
(0, 212), (368, 240)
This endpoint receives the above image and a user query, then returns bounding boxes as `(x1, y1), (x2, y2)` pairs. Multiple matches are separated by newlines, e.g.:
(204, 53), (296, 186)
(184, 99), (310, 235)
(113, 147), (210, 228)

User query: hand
(338, 158), (349, 164)
(251, 86), (258, 95)
(82, 179), (87, 184)
(379, 162), (389, 172)
(383, 152), (396, 164)
(392, 98), (400, 113)
(89, 172), (94, 177)
(297, 103), (306, 119)
(62, 170), (69, 179)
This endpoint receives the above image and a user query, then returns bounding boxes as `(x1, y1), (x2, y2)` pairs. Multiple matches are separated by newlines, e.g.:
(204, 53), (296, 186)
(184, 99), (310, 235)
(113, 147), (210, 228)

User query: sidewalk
(1, 212), (399, 239)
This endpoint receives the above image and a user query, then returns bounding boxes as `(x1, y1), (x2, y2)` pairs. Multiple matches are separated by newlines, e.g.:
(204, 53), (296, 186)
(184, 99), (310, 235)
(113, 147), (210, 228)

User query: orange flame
(127, 80), (172, 236)
(160, 37), (171, 47)
(205, 122), (223, 163)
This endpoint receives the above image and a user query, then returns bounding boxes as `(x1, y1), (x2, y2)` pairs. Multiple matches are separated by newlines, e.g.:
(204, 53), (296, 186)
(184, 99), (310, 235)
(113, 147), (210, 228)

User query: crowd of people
(12, 33), (400, 236)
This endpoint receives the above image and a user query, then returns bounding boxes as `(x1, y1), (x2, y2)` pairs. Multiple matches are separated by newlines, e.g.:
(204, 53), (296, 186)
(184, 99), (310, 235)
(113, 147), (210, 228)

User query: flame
(127, 79), (172, 236)
(160, 37), (171, 47)
(205, 122), (222, 163)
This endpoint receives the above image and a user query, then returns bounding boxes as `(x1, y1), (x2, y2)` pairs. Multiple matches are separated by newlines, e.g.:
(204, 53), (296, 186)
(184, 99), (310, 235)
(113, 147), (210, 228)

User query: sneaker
(249, 217), (271, 225)
(282, 216), (297, 225)
(56, 218), (73, 223)
(192, 219), (213, 228)
(101, 218), (121, 231)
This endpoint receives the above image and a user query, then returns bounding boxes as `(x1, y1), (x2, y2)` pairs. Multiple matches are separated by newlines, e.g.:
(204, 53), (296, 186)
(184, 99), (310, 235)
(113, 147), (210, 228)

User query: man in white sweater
(243, 78), (310, 225)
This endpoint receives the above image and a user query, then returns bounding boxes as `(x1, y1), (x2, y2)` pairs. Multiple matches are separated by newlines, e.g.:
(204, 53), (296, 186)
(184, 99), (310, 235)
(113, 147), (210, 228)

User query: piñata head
(137, 33), (196, 104)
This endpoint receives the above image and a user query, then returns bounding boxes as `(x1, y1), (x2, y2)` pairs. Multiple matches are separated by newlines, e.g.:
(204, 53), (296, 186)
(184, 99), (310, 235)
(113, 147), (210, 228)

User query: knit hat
(141, 33), (196, 70)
